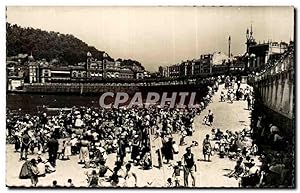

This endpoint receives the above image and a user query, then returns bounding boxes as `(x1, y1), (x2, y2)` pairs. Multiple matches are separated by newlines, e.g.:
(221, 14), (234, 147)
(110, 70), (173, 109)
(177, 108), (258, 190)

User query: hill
(6, 23), (114, 65)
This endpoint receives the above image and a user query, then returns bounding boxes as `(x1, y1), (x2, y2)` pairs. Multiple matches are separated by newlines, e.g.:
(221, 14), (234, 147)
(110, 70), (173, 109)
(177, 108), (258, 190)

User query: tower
(28, 52), (34, 61)
(245, 24), (257, 53)
(28, 53), (37, 83)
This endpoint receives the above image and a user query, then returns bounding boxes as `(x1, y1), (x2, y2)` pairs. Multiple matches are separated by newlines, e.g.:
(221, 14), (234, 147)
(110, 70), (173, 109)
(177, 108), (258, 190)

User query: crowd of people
(201, 76), (293, 188)
(246, 91), (294, 187)
(220, 121), (293, 188)
(6, 77), (224, 187)
(221, 76), (252, 108)
(8, 74), (292, 188)
(156, 76), (258, 187)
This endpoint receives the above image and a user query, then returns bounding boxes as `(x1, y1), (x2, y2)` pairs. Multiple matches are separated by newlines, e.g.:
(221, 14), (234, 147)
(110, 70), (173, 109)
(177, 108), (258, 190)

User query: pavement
(6, 83), (253, 188)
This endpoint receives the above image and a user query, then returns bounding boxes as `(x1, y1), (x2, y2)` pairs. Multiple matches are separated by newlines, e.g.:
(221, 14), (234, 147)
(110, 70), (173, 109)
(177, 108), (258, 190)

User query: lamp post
(102, 52), (107, 80)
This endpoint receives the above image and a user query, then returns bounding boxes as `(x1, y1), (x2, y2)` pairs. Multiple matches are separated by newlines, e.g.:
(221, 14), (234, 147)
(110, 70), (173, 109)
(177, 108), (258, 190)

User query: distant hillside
(6, 23), (114, 65)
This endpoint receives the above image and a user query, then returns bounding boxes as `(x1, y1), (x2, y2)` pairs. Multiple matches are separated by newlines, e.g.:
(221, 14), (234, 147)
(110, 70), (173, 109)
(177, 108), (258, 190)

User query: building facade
(23, 52), (145, 83)
(245, 26), (288, 72)
(159, 52), (232, 78)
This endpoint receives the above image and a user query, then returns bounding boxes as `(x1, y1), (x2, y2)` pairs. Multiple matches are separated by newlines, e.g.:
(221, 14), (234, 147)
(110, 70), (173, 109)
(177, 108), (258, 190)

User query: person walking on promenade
(182, 147), (196, 187)
(244, 86), (250, 100)
(247, 95), (252, 110)
(47, 134), (59, 167)
(203, 134), (212, 162)
(229, 91), (235, 104)
(220, 91), (225, 102)
(164, 137), (174, 164)
(207, 110), (214, 126)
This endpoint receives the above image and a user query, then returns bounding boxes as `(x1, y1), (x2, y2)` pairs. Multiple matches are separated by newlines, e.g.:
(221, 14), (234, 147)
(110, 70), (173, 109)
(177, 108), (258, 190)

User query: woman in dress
(207, 110), (214, 126)
(64, 139), (72, 160)
(164, 137), (174, 164)
(14, 132), (21, 152)
(202, 134), (212, 162)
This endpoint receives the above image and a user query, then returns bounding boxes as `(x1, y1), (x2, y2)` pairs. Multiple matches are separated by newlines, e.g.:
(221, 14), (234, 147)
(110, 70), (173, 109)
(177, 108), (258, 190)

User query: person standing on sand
(203, 134), (212, 162)
(47, 135), (59, 167)
(79, 135), (90, 168)
(20, 130), (31, 160)
(64, 139), (72, 160)
(182, 147), (196, 187)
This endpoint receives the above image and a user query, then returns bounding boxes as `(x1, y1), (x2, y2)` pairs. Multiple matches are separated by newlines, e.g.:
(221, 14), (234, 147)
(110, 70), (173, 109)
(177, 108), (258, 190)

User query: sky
(6, 6), (294, 71)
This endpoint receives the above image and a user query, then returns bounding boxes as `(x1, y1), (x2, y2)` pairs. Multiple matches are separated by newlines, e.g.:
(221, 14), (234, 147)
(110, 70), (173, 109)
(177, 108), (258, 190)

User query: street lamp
(102, 52), (107, 79)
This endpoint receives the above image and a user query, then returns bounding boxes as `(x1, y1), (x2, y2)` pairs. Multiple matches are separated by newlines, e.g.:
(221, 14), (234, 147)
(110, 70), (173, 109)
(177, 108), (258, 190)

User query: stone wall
(251, 45), (295, 133)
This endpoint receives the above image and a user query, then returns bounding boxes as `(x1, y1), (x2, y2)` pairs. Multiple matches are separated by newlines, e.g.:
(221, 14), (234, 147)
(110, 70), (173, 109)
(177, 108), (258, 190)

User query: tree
(6, 23), (112, 65)
(6, 22), (145, 70)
